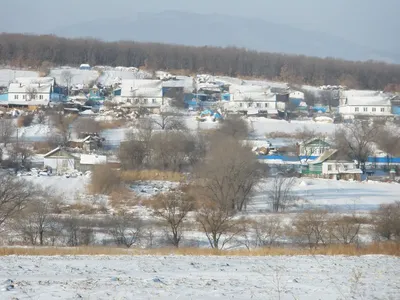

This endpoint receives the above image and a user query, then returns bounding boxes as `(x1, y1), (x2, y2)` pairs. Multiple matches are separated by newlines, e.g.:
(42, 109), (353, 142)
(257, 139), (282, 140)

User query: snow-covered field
(251, 178), (400, 213)
(49, 68), (99, 85)
(0, 69), (39, 86)
(0, 255), (398, 299)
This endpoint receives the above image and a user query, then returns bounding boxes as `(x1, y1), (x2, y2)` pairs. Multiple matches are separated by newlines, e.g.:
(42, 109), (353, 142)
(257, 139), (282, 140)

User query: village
(0, 65), (399, 180)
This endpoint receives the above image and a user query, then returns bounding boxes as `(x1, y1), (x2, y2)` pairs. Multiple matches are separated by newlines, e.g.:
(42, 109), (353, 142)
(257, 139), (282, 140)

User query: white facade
(289, 91), (304, 99)
(118, 79), (163, 107)
(339, 90), (393, 118)
(322, 160), (361, 175)
(228, 84), (277, 111)
(8, 82), (52, 106)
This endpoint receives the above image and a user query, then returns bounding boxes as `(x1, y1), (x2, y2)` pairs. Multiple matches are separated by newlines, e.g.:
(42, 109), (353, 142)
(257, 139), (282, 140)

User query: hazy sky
(2, 0), (398, 53)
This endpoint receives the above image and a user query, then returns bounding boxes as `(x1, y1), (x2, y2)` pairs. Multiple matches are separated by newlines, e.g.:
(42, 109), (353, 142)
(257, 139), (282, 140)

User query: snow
(97, 67), (152, 86)
(0, 255), (398, 299)
(80, 154), (107, 165)
(49, 68), (99, 86)
(247, 117), (337, 137)
(24, 175), (89, 203)
(251, 178), (400, 213)
(0, 69), (39, 86)
(15, 124), (51, 140)
(130, 181), (180, 198)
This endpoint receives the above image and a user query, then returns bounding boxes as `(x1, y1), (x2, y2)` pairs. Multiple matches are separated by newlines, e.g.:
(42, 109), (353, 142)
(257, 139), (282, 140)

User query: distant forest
(1, 33), (400, 91)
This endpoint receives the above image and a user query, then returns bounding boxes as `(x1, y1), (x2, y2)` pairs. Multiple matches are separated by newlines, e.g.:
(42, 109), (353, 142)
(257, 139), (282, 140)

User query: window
(256, 103), (261, 108)
(239, 103), (243, 108)
(372, 107), (376, 112)
(363, 107), (368, 112)
(247, 102), (252, 108)
(127, 99), (132, 103)
(355, 107), (359, 112)
(14, 95), (18, 100)
(135, 98), (139, 104)
(381, 107), (385, 112)
(328, 165), (332, 171)
(22, 95), (26, 100)
(39, 95), (43, 100)
(143, 98), (148, 104)
(265, 103), (268, 108)
(152, 99), (156, 104)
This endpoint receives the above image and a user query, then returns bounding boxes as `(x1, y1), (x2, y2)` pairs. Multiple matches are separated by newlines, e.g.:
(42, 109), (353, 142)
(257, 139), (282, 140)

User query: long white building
(117, 79), (164, 108)
(338, 90), (393, 118)
(228, 85), (277, 111)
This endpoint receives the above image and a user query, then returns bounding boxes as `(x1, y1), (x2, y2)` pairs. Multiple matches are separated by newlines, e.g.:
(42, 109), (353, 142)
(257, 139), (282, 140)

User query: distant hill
(52, 11), (400, 64)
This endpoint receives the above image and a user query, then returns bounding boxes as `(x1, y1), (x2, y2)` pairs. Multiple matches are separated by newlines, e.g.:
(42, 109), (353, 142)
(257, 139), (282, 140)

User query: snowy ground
(130, 181), (180, 198)
(49, 68), (99, 86)
(97, 68), (152, 86)
(0, 69), (39, 86)
(24, 175), (89, 202)
(0, 255), (398, 299)
(251, 178), (400, 213)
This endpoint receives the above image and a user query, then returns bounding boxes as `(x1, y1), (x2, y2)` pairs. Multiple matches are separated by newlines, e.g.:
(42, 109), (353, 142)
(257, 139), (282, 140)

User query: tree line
(1, 33), (400, 90)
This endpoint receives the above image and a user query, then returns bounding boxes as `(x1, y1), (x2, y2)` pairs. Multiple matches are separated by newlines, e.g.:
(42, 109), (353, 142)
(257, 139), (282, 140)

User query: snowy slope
(97, 68), (152, 86)
(0, 69), (39, 86)
(0, 255), (398, 299)
(50, 68), (99, 85)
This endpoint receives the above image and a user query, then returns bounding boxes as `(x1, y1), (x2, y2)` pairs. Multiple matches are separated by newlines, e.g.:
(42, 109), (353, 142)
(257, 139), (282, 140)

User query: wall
(44, 158), (75, 173)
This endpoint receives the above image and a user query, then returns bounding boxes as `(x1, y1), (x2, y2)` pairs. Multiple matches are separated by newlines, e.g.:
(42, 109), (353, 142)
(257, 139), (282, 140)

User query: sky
(1, 0), (398, 54)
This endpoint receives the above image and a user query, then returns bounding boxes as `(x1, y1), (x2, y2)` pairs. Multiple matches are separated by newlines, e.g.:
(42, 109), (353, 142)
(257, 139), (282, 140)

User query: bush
(17, 114), (34, 127)
(371, 202), (400, 241)
(89, 164), (121, 195)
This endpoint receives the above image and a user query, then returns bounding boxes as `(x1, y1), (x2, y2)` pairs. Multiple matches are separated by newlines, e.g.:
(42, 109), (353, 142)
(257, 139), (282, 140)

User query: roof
(342, 90), (392, 106)
(300, 137), (331, 147)
(80, 154), (107, 165)
(43, 147), (61, 158)
(308, 149), (338, 165)
(121, 79), (163, 98)
(14, 77), (55, 86)
(8, 83), (52, 94)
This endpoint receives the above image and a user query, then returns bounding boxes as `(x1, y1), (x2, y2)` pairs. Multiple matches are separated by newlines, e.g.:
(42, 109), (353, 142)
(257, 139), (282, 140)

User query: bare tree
(109, 213), (142, 248)
(375, 127), (400, 167)
(371, 201), (400, 241)
(195, 198), (244, 249)
(13, 189), (59, 245)
(10, 142), (33, 170)
(254, 216), (283, 247)
(0, 175), (38, 228)
(74, 117), (101, 137)
(219, 115), (249, 139)
(196, 135), (262, 212)
(61, 70), (73, 96)
(26, 85), (37, 101)
(334, 121), (380, 171)
(152, 190), (194, 247)
(150, 108), (186, 130)
(267, 176), (297, 212)
(50, 113), (75, 145)
(327, 215), (361, 245)
(292, 210), (329, 249)
(0, 119), (16, 146)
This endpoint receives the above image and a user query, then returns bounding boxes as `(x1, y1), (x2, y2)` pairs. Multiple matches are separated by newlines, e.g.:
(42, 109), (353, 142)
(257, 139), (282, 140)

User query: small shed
(43, 147), (79, 174)
(79, 154), (107, 172)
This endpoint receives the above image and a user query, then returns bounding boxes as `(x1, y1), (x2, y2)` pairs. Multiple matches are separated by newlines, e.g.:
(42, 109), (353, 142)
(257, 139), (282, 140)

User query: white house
(117, 79), (164, 108)
(8, 82), (52, 107)
(80, 154), (107, 172)
(339, 90), (393, 118)
(43, 147), (78, 174)
(228, 85), (277, 111)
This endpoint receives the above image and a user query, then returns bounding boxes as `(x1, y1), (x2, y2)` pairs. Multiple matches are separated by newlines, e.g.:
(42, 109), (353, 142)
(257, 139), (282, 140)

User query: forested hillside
(1, 33), (400, 90)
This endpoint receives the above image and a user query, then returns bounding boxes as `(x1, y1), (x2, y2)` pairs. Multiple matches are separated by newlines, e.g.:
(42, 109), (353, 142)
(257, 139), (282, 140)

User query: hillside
(51, 11), (400, 63)
(1, 33), (400, 90)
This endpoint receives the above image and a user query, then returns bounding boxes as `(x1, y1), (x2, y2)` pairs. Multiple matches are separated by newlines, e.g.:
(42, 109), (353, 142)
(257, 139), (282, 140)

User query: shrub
(17, 114), (34, 127)
(89, 165), (121, 195)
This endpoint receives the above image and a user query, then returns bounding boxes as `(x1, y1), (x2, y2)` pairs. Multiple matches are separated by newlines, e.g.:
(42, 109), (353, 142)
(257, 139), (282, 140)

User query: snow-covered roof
(44, 147), (61, 158)
(121, 79), (163, 98)
(14, 77), (55, 86)
(8, 83), (52, 94)
(342, 90), (392, 106)
(80, 154), (107, 165)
